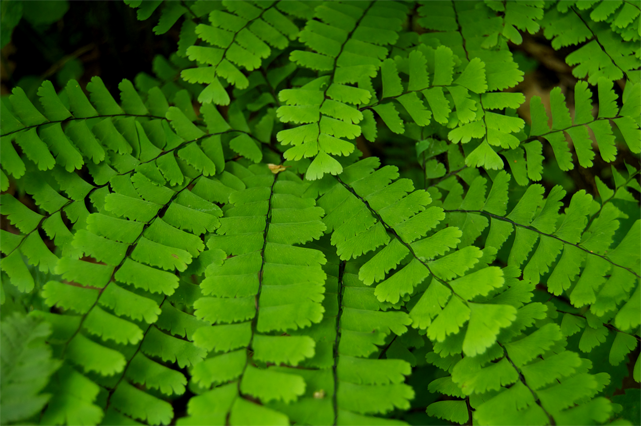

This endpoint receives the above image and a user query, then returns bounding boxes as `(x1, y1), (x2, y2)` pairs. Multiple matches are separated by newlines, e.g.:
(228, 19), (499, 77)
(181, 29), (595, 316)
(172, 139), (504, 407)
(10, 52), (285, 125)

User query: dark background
(2, 1), (174, 96)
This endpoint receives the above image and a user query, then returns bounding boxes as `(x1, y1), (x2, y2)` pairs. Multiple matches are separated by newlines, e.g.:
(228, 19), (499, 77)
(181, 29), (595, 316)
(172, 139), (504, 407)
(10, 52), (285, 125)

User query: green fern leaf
(187, 164), (327, 422)
(276, 1), (409, 179)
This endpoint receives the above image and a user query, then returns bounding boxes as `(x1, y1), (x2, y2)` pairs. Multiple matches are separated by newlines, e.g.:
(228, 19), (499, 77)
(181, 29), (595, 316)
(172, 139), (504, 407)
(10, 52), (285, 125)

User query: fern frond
(0, 77), (177, 179)
(419, 1), (524, 92)
(541, 4), (640, 84)
(484, 0), (545, 45)
(359, 45), (490, 139)
(27, 159), (225, 424)
(527, 79), (640, 174)
(263, 241), (414, 425)
(183, 0), (310, 105)
(0, 73), (250, 296)
(417, 1), (528, 173)
(313, 158), (516, 358)
(576, 0), (641, 44)
(440, 169), (640, 336)
(182, 163), (327, 424)
(427, 304), (615, 425)
(276, 1), (409, 180)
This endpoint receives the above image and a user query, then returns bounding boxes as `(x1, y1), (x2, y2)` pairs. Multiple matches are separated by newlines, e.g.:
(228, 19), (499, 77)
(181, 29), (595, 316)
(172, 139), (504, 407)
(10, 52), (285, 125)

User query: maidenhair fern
(1, 1), (639, 425)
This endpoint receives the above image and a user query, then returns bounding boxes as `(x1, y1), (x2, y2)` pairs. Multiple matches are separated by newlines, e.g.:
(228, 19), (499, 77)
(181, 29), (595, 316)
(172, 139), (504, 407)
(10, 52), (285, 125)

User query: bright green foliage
(417, 1), (529, 172)
(315, 158), (515, 358)
(484, 0), (545, 45)
(266, 244), (415, 425)
(32, 155), (218, 425)
(529, 80), (640, 171)
(183, 164), (327, 423)
(1, 1), (640, 425)
(434, 167), (641, 401)
(429, 319), (616, 425)
(277, 1), (410, 179)
(541, 2), (640, 84)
